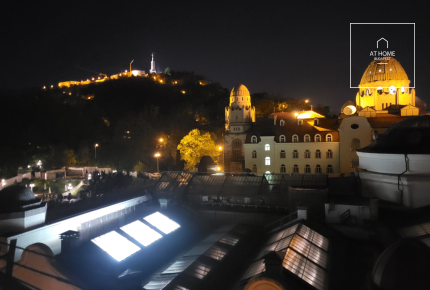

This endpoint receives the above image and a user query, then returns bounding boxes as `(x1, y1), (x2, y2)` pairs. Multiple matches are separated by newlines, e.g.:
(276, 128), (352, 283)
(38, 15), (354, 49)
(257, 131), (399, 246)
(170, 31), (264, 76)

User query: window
(252, 150), (257, 158)
(265, 144), (270, 151)
(280, 135), (286, 143)
(401, 86), (405, 93)
(315, 150), (321, 158)
(293, 165), (299, 173)
(305, 150), (310, 158)
(280, 164), (286, 173)
(305, 165), (311, 173)
(327, 149), (333, 158)
(265, 157), (270, 165)
(293, 150), (298, 158)
(280, 120), (285, 126)
(313, 118), (319, 126)
(293, 135), (298, 142)
(233, 139), (242, 158)
(326, 134), (332, 142)
(366, 89), (370, 95)
(304, 135), (310, 142)
(280, 150), (286, 158)
(315, 165), (321, 173)
(251, 136), (257, 143)
(377, 86), (383, 94)
(315, 134), (321, 142)
(298, 119), (303, 126)
(252, 165), (257, 173)
(327, 165), (333, 173)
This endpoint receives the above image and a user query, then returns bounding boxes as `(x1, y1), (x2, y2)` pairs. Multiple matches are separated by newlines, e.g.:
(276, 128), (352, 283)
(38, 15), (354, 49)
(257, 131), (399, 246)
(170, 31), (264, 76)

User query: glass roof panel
(143, 278), (174, 290)
(297, 225), (329, 251)
(91, 231), (141, 262)
(219, 234), (239, 246)
(144, 212), (180, 234)
(399, 222), (430, 238)
(184, 262), (211, 279)
(120, 220), (163, 247)
(162, 257), (197, 274)
(265, 223), (298, 245)
(204, 245), (227, 261)
(241, 259), (265, 281)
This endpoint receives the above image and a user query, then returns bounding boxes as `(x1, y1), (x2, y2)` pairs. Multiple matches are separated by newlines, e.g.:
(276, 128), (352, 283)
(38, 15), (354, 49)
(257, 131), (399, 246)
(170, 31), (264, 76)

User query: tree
(177, 129), (219, 171)
(64, 150), (76, 168)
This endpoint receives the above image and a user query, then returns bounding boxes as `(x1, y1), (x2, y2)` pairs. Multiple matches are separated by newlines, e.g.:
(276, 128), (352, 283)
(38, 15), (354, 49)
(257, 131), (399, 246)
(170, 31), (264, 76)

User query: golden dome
(359, 58), (409, 86)
(230, 84), (250, 97)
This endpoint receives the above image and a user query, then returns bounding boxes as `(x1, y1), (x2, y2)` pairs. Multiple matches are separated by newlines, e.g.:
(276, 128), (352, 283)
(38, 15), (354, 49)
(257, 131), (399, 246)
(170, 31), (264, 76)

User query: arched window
(350, 138), (361, 152)
(304, 134), (310, 142)
(298, 119), (303, 126)
(280, 164), (286, 173)
(265, 144), (270, 151)
(280, 150), (286, 158)
(251, 136), (257, 143)
(252, 165), (257, 173)
(377, 86), (383, 95)
(305, 150), (310, 158)
(327, 149), (333, 158)
(401, 86), (405, 93)
(280, 135), (286, 143)
(313, 118), (319, 126)
(293, 150), (298, 158)
(293, 165), (299, 173)
(327, 165), (333, 173)
(326, 134), (332, 142)
(315, 150), (321, 158)
(292, 135), (299, 142)
(366, 89), (371, 95)
(315, 165), (321, 173)
(252, 151), (257, 158)
(265, 157), (271, 165)
(315, 134), (321, 142)
(280, 120), (285, 126)
(305, 165), (311, 173)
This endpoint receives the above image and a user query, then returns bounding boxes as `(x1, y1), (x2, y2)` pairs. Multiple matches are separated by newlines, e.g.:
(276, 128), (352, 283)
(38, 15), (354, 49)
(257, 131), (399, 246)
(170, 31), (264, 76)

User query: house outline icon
(377, 38), (388, 49)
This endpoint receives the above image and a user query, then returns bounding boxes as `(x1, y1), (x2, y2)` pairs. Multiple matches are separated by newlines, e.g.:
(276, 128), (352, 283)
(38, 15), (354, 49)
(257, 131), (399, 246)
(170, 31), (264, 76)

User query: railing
(199, 201), (289, 212)
(264, 211), (298, 233)
(340, 209), (350, 223)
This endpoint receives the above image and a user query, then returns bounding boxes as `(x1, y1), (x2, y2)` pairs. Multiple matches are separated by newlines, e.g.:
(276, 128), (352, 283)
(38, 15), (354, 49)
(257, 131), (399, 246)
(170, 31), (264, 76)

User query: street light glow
(155, 153), (160, 157)
(95, 144), (99, 147)
(219, 146), (222, 151)
(159, 138), (163, 142)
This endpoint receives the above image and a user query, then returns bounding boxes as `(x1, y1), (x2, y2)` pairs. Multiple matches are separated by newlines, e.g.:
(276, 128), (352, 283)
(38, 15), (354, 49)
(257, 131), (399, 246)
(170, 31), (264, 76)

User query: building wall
(338, 116), (373, 174)
(244, 136), (340, 175)
(325, 203), (372, 225)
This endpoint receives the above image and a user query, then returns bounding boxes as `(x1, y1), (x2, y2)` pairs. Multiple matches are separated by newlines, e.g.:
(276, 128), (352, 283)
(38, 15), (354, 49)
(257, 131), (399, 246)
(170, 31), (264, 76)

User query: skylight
(144, 212), (180, 234)
(91, 231), (141, 262)
(121, 220), (163, 247)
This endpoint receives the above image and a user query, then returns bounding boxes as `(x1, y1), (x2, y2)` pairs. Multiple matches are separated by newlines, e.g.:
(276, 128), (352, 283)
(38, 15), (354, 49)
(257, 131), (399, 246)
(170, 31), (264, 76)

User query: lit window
(293, 165), (299, 173)
(121, 220), (162, 247)
(315, 150), (321, 158)
(313, 118), (319, 126)
(305, 165), (311, 173)
(327, 150), (333, 158)
(265, 144), (270, 151)
(315, 134), (321, 142)
(401, 86), (405, 93)
(366, 89), (370, 95)
(293, 150), (298, 158)
(144, 212), (180, 234)
(252, 151), (257, 158)
(280, 120), (285, 126)
(316, 165), (321, 173)
(292, 135), (298, 142)
(91, 231), (141, 262)
(251, 136), (257, 143)
(265, 157), (271, 165)
(304, 135), (310, 142)
(298, 119), (303, 126)
(280, 135), (286, 143)
(327, 165), (333, 173)
(280, 165), (286, 173)
(326, 134), (332, 142)
(305, 150), (310, 158)
(280, 150), (286, 158)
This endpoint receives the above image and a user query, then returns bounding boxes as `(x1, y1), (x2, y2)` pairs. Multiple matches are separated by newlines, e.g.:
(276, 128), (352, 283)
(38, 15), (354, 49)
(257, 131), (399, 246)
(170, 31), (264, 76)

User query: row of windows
(254, 150), (333, 159)
(361, 86), (407, 96)
(252, 164), (333, 174)
(253, 134), (333, 144)
(278, 118), (321, 126)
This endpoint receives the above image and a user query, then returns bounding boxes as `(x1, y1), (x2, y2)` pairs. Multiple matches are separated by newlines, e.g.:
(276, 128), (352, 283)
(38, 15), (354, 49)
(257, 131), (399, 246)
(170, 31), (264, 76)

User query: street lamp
(1, 179), (5, 187)
(68, 183), (73, 190)
(30, 183), (35, 192)
(159, 138), (163, 142)
(95, 144), (99, 159)
(155, 153), (160, 173)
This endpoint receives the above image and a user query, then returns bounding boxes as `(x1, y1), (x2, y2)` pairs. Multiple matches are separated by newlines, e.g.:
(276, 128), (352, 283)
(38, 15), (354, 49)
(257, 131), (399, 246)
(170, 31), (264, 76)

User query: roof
(358, 115), (430, 154)
(359, 57), (409, 86)
(230, 84), (250, 97)
(0, 185), (38, 207)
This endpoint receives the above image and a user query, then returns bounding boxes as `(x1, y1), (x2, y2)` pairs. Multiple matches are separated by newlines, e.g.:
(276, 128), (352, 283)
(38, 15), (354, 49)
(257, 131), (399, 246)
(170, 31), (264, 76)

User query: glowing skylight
(144, 212), (180, 234)
(91, 231), (141, 262)
(121, 220), (162, 247)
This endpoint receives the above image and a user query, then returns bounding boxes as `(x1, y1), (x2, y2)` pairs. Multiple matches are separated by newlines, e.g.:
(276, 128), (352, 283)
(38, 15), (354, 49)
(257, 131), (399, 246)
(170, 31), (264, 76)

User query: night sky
(2, 0), (429, 112)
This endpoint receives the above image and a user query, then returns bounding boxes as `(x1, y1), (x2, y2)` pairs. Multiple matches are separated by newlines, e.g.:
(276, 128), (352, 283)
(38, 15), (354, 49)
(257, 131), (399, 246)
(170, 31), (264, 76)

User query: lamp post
(155, 153), (160, 173)
(95, 144), (99, 159)
(130, 59), (134, 76)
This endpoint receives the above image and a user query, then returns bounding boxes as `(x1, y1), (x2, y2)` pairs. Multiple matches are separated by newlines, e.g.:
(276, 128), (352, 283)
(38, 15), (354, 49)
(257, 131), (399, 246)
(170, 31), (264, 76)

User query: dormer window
(292, 135), (298, 143)
(304, 134), (310, 142)
(265, 144), (270, 151)
(315, 134), (321, 142)
(280, 120), (285, 126)
(313, 118), (319, 126)
(298, 119), (303, 126)
(326, 134), (332, 142)
(280, 135), (286, 143)
(251, 136), (257, 143)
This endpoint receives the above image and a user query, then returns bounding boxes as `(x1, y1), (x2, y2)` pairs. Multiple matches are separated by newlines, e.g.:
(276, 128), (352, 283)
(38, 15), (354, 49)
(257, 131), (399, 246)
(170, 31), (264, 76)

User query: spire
(150, 53), (156, 74)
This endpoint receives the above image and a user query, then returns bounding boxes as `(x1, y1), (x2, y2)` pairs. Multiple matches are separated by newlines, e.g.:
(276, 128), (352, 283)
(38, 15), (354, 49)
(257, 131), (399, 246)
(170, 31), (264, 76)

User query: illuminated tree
(177, 129), (219, 171)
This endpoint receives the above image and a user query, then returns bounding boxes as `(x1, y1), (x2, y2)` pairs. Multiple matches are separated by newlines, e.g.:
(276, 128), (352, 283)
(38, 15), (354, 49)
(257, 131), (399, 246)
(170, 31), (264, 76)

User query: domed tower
(356, 57), (416, 112)
(225, 84), (256, 132)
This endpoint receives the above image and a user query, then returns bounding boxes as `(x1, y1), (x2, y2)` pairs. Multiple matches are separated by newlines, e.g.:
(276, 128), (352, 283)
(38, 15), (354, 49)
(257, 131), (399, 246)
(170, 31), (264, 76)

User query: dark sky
(2, 0), (429, 112)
